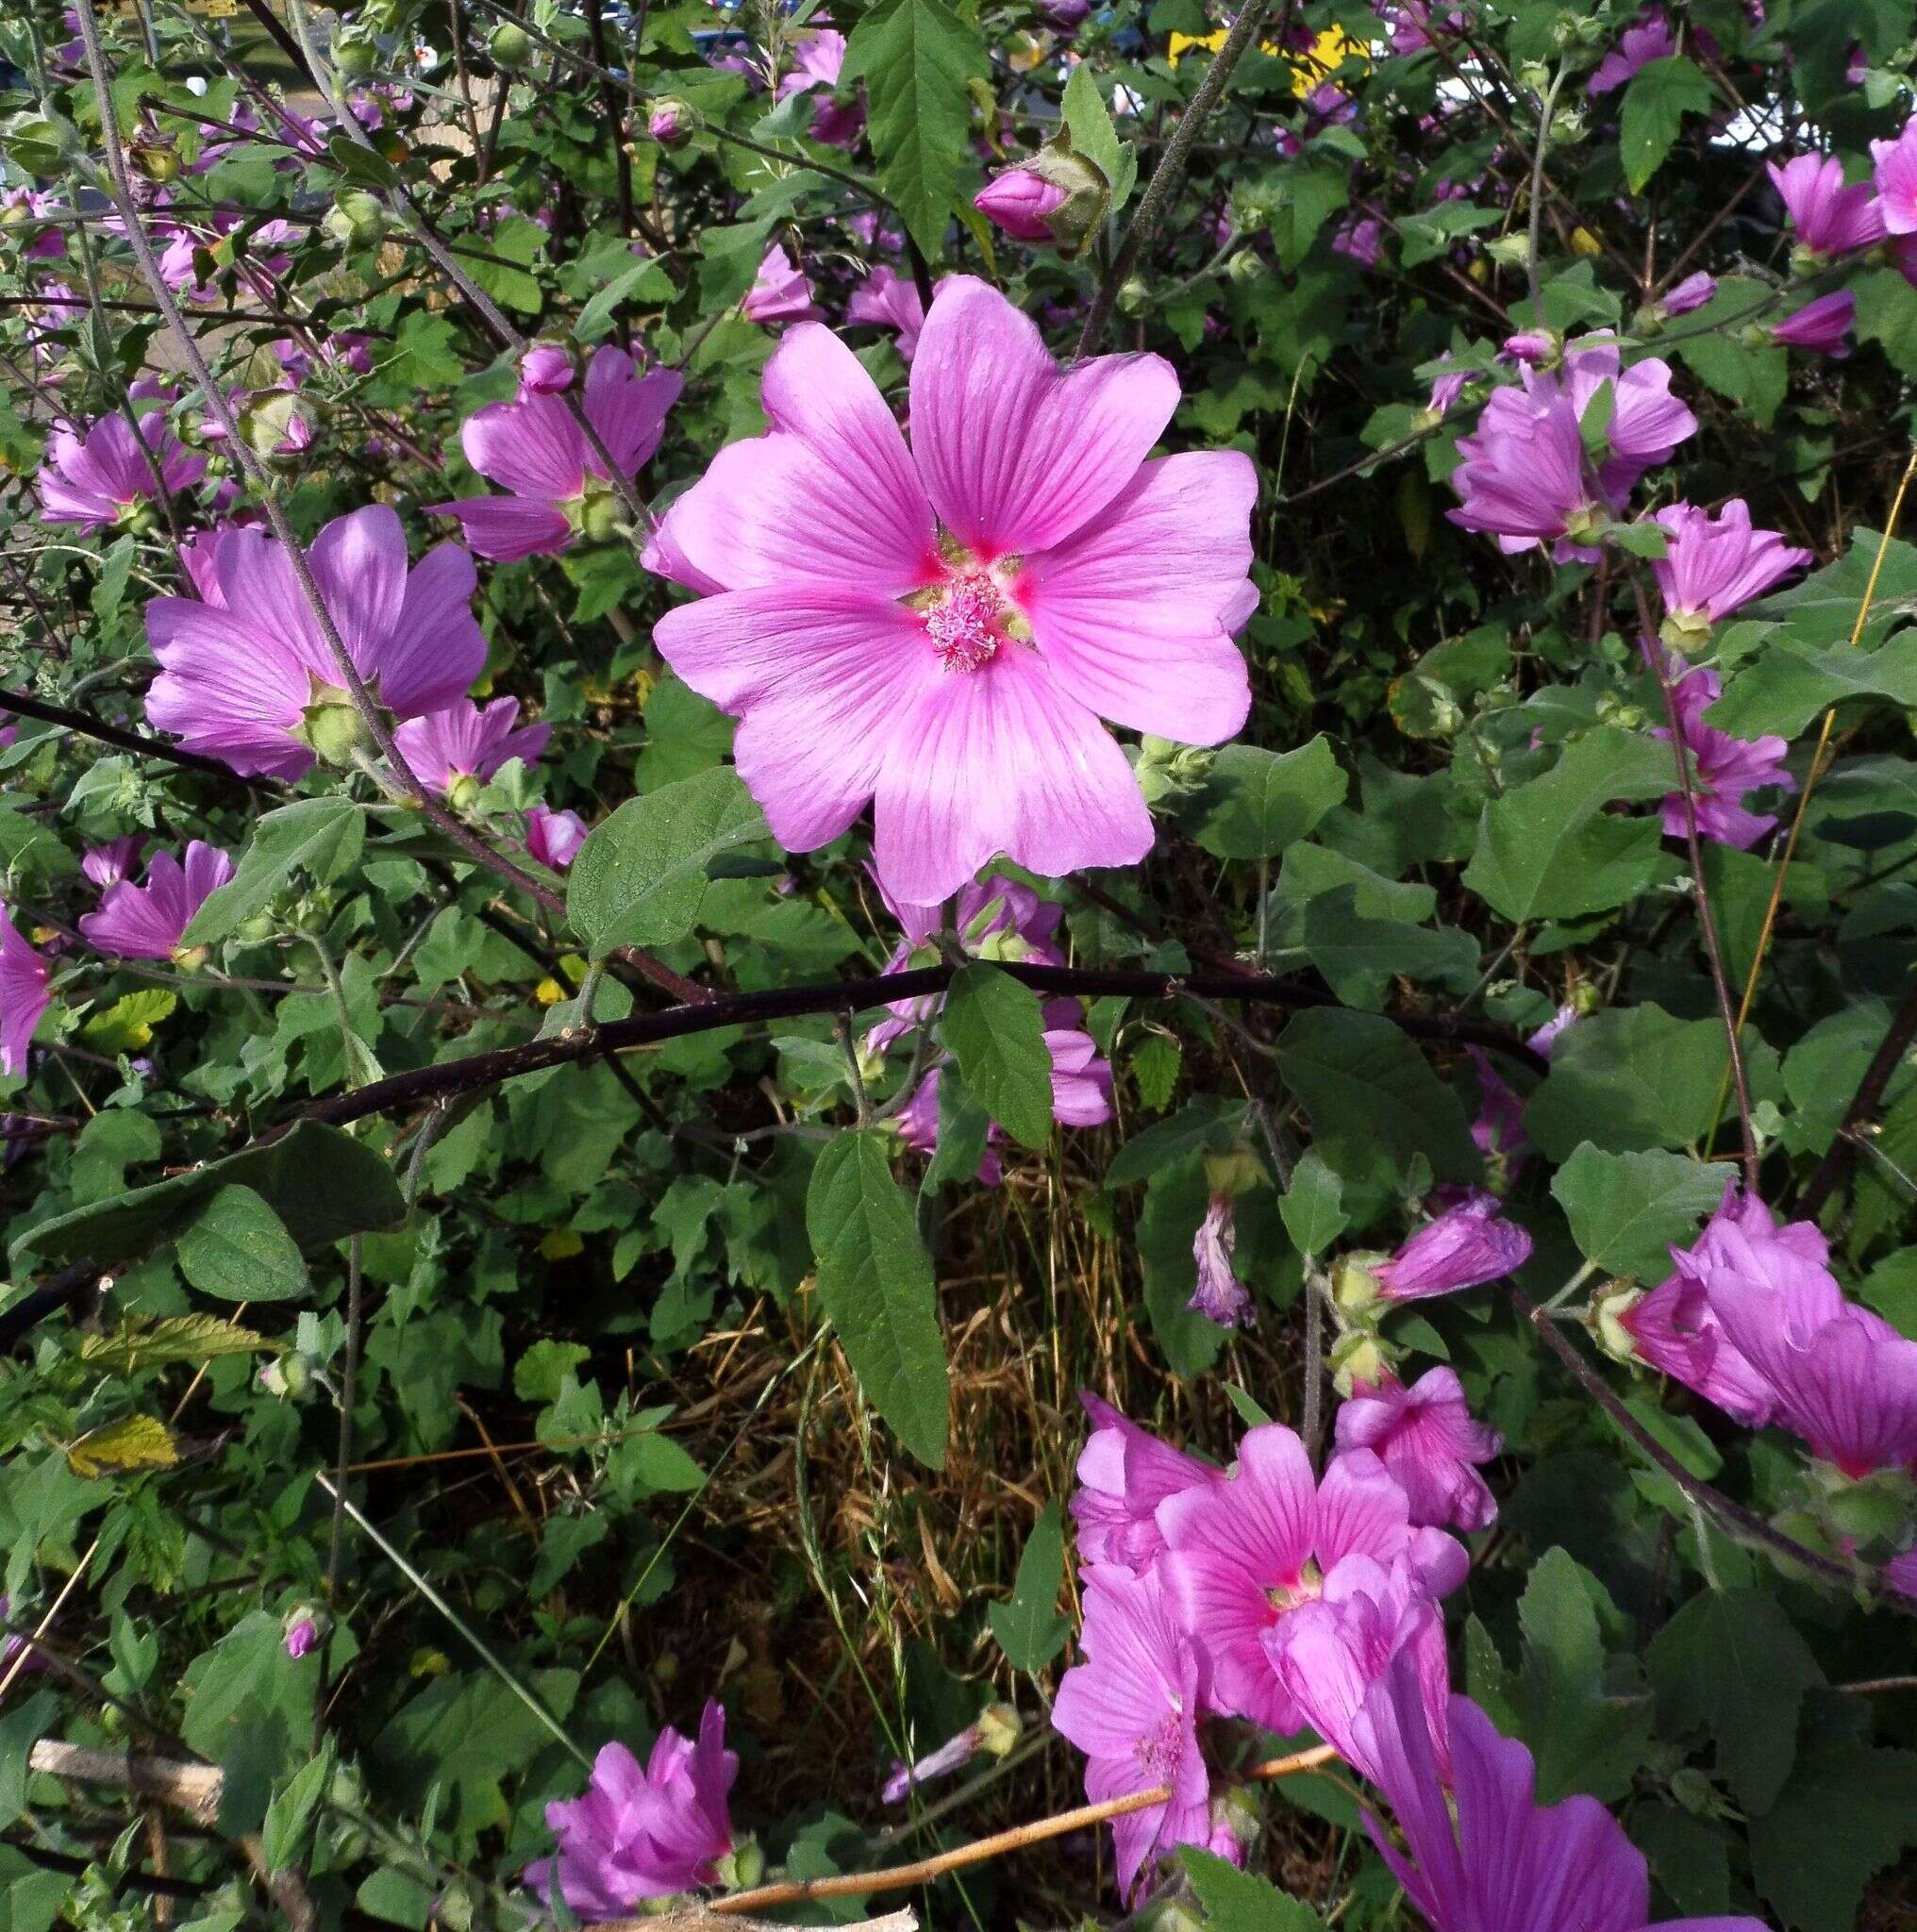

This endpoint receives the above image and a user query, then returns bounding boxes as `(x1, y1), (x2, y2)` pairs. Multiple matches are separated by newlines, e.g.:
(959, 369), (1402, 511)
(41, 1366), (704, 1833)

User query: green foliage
(941, 963), (1053, 1148)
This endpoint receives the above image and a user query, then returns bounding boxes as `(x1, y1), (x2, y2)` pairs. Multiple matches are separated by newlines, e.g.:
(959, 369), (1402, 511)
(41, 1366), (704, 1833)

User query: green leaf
(575, 256), (674, 342)
(461, 213), (546, 315)
(1620, 56), (1713, 192)
(1276, 1008), (1480, 1191)
(78, 1313), (275, 1376)
(1302, 886), (1479, 1010)
(940, 963), (1052, 1149)
(807, 1131), (948, 1468)
(183, 799), (365, 946)
(1549, 1145), (1729, 1283)
(1518, 1548), (1652, 1804)
(514, 1340), (592, 1404)
(15, 1120), (406, 1268)
(383, 311), (465, 389)
(260, 1743), (333, 1874)
(1709, 641), (1917, 741)
(1060, 61), (1135, 208)
(1462, 728), (1674, 923)
(81, 989), (176, 1055)
(843, 0), (988, 258)
(1179, 1849), (1327, 1930)
(988, 1499), (1069, 1671)
(1193, 737), (1347, 860)
(66, 1413), (177, 1478)
(1107, 1097), (1248, 1188)
(1646, 1589), (1825, 1814)
(175, 1186), (310, 1304)
(1279, 1150), (1347, 1258)
(568, 768), (769, 958)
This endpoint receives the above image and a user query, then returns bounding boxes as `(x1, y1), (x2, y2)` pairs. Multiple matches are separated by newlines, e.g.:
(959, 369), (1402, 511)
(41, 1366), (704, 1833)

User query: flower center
(1134, 1707), (1186, 1781)
(1265, 1560), (1323, 1617)
(925, 570), (1006, 673)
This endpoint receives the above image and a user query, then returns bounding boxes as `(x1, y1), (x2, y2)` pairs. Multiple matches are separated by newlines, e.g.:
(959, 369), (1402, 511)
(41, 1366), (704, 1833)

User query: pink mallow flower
(0, 911), (53, 1076)
(1650, 498), (1811, 643)
(1188, 1193), (1251, 1327)
(1155, 1424), (1466, 1733)
(1652, 663), (1792, 851)
(1266, 1552), (1452, 1786)
(1332, 216), (1385, 268)
(1350, 1652), (1767, 1932)
(775, 28), (863, 147)
(975, 169), (1069, 242)
(1051, 1563), (1213, 1903)
(78, 841), (234, 960)
(430, 346), (682, 563)
(81, 836), (144, 890)
(1070, 1391), (1213, 1574)
(847, 266), (926, 360)
(1659, 272), (1718, 318)
(1770, 290), (1855, 357)
(650, 277), (1255, 905)
(1587, 12), (1675, 95)
(1366, 1191), (1534, 1304)
(1615, 1184), (1836, 1429)
(393, 696), (549, 804)
(38, 412), (207, 531)
(143, 506), (486, 782)
(1768, 154), (1885, 259)
(525, 805), (590, 870)
(1873, 120), (1917, 234)
(742, 244), (823, 325)
(1706, 1239), (1917, 1479)
(1335, 1368), (1503, 1534)
(526, 1702), (738, 1917)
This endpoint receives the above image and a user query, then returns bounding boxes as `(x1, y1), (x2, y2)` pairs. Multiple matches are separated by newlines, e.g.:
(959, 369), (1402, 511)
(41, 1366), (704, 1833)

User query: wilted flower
(775, 28), (862, 146)
(882, 1704), (1018, 1804)
(0, 909), (54, 1075)
(1051, 1564), (1213, 1902)
(1651, 661), (1792, 851)
(1650, 498), (1811, 646)
(430, 346), (681, 562)
(1659, 271), (1717, 318)
(526, 1703), (738, 1916)
(78, 841), (234, 961)
(1156, 1425), (1467, 1732)
(1336, 1368), (1503, 1534)
(1187, 1193), (1250, 1327)
(1768, 154), (1886, 259)
(393, 696), (549, 805)
(525, 805), (590, 870)
(1339, 1191), (1534, 1310)
(1770, 290), (1855, 357)
(1070, 1391), (1214, 1573)
(650, 277), (1254, 904)
(846, 265), (926, 360)
(1350, 1653), (1768, 1932)
(742, 243), (823, 325)
(38, 412), (206, 531)
(144, 506), (486, 780)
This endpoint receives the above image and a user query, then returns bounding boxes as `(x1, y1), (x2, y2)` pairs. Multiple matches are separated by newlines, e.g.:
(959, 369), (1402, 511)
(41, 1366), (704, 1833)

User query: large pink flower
(1651, 499), (1811, 634)
(393, 696), (549, 801)
(78, 841), (234, 960)
(39, 412), (206, 531)
(430, 347), (682, 563)
(1070, 1391), (1215, 1574)
(1768, 154), (1886, 259)
(0, 910), (53, 1076)
(1335, 1369), (1502, 1534)
(651, 277), (1255, 904)
(1652, 663), (1793, 851)
(144, 506), (486, 780)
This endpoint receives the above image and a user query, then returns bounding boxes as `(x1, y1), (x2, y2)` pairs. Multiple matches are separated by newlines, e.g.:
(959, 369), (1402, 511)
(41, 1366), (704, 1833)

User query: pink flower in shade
(1044, 1002), (1115, 1126)
(1266, 1553), (1452, 1785)
(1706, 1251), (1917, 1480)
(1332, 216), (1385, 268)
(81, 837), (144, 890)
(1873, 121), (1917, 234)
(975, 169), (1069, 242)
(393, 696), (549, 801)
(1336, 1369), (1503, 1534)
(1051, 1564), (1214, 1903)
(143, 506), (486, 782)
(775, 29), (863, 147)
(1650, 499), (1812, 634)
(1887, 1550), (1917, 1600)
(1426, 366), (1472, 416)
(525, 804), (590, 871)
(1768, 154), (1886, 259)
(1188, 1193), (1251, 1327)
(38, 413), (207, 531)
(78, 841), (235, 960)
(0, 911), (53, 1076)
(525, 1703), (738, 1917)
(1770, 290), (1855, 357)
(1528, 1003), (1579, 1058)
(519, 343), (575, 394)
(1617, 1185), (1836, 1429)
(650, 278), (1255, 905)
(429, 347), (682, 563)
(1466, 1045), (1528, 1184)
(1155, 1426), (1467, 1733)
(742, 244), (823, 325)
(899, 1063), (1003, 1182)
(1651, 663), (1793, 851)
(1660, 271), (1717, 318)
(1351, 1653), (1767, 1932)
(847, 266), (926, 360)
(1070, 1391), (1214, 1574)
(1587, 12), (1675, 95)
(1372, 1191), (1534, 1303)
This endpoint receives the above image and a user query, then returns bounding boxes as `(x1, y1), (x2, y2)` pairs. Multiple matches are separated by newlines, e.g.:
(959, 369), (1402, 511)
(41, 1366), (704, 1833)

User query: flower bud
(974, 136), (1109, 258)
(647, 98), (691, 144)
(975, 166), (1069, 242)
(1329, 1328), (1392, 1397)
(1590, 1279), (1642, 1365)
(488, 21), (532, 69)
(713, 1837), (764, 1892)
(297, 686), (372, 767)
(1330, 1252), (1386, 1319)
(975, 1703), (1021, 1757)
(282, 1607), (328, 1658)
(1116, 275), (1151, 316)
(1669, 1767), (1715, 1816)
(326, 189), (386, 251)
(1516, 58), (1552, 91)
(1659, 606), (1713, 656)
(259, 1352), (315, 1400)
(1226, 248), (1262, 285)
(519, 342), (575, 394)
(446, 771), (484, 813)
(577, 489), (624, 543)
(333, 26), (379, 79)
(1502, 328), (1559, 368)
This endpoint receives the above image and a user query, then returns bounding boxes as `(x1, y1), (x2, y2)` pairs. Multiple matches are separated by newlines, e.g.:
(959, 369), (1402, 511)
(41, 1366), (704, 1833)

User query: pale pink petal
(375, 542), (487, 717)
(461, 392), (587, 498)
(432, 495), (575, 563)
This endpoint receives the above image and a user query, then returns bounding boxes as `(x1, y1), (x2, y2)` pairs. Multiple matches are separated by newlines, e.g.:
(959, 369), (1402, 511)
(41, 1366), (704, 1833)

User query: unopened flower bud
(1516, 58), (1552, 90)
(974, 137), (1109, 258)
(1226, 248), (1262, 285)
(297, 687), (372, 767)
(1116, 275), (1151, 316)
(1502, 329), (1559, 367)
(488, 21), (532, 69)
(518, 342), (574, 395)
(1330, 1252), (1386, 1319)
(1590, 1279), (1642, 1364)
(713, 1837), (764, 1892)
(1329, 1328), (1390, 1397)
(258, 1352), (315, 1400)
(975, 166), (1069, 242)
(647, 98), (691, 144)
(282, 1607), (328, 1658)
(326, 189), (386, 251)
